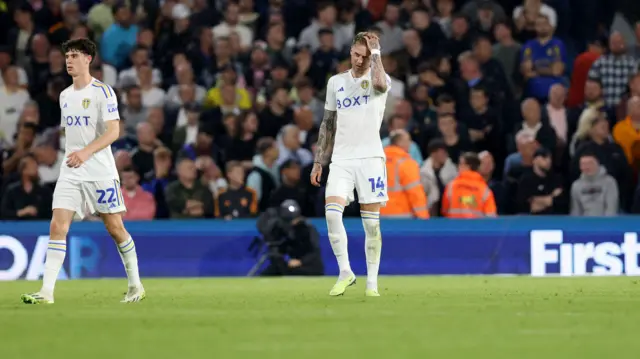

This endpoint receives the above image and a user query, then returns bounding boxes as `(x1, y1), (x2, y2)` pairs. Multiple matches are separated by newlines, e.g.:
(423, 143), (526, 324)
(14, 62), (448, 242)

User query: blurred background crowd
(0, 0), (639, 221)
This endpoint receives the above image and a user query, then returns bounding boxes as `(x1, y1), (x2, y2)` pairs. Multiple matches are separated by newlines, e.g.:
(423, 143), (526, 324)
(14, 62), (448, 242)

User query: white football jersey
(325, 69), (391, 161)
(59, 78), (120, 182)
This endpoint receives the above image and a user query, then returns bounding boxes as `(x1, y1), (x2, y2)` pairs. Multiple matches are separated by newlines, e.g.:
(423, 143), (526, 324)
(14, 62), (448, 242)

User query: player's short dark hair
(61, 38), (97, 62)
(460, 152), (481, 171)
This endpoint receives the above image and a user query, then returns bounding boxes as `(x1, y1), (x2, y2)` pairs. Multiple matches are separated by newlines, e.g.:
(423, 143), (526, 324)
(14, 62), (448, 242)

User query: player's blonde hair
(352, 32), (368, 47)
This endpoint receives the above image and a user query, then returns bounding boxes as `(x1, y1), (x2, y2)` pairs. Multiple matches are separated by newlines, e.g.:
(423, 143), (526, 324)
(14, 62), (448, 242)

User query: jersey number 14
(368, 177), (385, 192)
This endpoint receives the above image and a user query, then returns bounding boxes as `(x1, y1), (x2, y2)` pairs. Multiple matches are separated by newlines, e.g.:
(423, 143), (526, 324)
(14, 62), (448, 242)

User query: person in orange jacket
(441, 152), (497, 218)
(380, 130), (429, 219)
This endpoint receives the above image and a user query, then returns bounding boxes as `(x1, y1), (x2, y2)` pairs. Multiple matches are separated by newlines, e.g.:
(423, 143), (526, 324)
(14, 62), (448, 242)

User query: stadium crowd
(0, 0), (639, 220)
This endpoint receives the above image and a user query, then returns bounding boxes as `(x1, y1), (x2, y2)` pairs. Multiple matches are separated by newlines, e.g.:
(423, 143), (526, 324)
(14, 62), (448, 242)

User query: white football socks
(117, 237), (142, 288)
(361, 211), (382, 290)
(325, 203), (352, 279)
(41, 240), (67, 297)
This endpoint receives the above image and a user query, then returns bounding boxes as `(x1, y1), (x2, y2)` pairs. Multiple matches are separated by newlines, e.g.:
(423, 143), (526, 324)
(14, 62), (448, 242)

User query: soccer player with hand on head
(311, 32), (391, 297)
(21, 39), (145, 304)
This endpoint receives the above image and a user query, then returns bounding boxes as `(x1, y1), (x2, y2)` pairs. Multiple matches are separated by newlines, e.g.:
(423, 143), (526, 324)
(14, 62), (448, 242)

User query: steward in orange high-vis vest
(380, 130), (429, 219)
(441, 152), (497, 218)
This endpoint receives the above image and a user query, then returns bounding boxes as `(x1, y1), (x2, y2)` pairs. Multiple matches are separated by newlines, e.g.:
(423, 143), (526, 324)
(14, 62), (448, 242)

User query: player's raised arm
(363, 33), (389, 94)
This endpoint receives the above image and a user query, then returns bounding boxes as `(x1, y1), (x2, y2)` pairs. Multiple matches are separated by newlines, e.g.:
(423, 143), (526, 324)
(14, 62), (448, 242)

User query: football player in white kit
(21, 39), (145, 304)
(311, 32), (391, 297)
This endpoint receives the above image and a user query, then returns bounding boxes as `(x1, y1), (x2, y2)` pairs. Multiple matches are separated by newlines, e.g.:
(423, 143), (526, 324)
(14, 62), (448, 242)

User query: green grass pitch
(1, 276), (639, 358)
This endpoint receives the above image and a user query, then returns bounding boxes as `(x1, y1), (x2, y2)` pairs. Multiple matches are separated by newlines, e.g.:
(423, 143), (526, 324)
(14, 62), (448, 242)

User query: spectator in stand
(570, 153), (619, 216)
(0, 154), (52, 220)
(33, 142), (62, 190)
(8, 3), (36, 70)
(462, 84), (500, 153)
(568, 79), (615, 138)
(473, 35), (510, 95)
(397, 28), (427, 83)
(142, 146), (175, 219)
(276, 124), (313, 167)
(87, 0), (117, 42)
(613, 96), (640, 177)
(131, 122), (160, 181)
(34, 76), (65, 131)
(166, 65), (206, 108)
(258, 84), (294, 139)
(165, 157), (214, 219)
(616, 73), (640, 122)
(516, 147), (565, 215)
(445, 14), (472, 74)
(513, 0), (557, 43)
(172, 103), (201, 153)
(503, 131), (538, 213)
(215, 161), (257, 219)
(588, 32), (639, 107)
(441, 152), (497, 218)
(101, 3), (139, 70)
(120, 166), (156, 221)
(28, 34), (52, 96)
(114, 150), (132, 174)
(567, 37), (605, 108)
(381, 129), (429, 219)
(545, 84), (569, 160)
(478, 150), (506, 214)
(111, 118), (137, 153)
(519, 14), (567, 102)
(48, 0), (81, 46)
(0, 47), (29, 89)
(298, 2), (350, 53)
(117, 45), (162, 89)
(270, 159), (313, 216)
(203, 64), (252, 110)
(0, 66), (31, 146)
(434, 0), (454, 38)
(247, 137), (280, 212)
(136, 64), (166, 108)
(293, 78), (324, 126)
(178, 123), (223, 169)
(420, 138), (458, 216)
(121, 85), (149, 135)
(382, 114), (423, 164)
(310, 30), (341, 91)
(212, 1), (253, 50)
(375, 2), (403, 55)
(2, 122), (36, 178)
(510, 98), (556, 155)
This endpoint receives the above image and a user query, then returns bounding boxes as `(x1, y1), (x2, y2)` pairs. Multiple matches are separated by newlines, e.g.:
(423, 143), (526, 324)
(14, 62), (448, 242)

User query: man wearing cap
(516, 147), (566, 215)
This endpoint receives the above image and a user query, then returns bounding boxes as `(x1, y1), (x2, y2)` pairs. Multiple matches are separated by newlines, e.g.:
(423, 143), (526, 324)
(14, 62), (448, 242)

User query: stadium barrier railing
(0, 217), (638, 280)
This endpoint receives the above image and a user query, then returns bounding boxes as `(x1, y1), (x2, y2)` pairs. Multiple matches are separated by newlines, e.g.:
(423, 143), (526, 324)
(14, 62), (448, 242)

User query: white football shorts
(52, 178), (127, 219)
(325, 157), (388, 205)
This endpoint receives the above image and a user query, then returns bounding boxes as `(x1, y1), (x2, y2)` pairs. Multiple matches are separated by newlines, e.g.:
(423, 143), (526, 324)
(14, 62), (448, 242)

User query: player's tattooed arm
(314, 109), (337, 166)
(365, 33), (388, 94)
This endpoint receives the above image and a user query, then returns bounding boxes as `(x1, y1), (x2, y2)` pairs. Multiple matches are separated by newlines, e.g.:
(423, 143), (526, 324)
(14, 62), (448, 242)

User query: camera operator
(257, 200), (324, 276)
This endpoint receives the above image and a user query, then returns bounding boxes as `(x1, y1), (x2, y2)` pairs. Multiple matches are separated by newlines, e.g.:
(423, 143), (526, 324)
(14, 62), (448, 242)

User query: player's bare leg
(101, 212), (145, 303)
(325, 195), (356, 296)
(360, 202), (382, 297)
(22, 209), (75, 304)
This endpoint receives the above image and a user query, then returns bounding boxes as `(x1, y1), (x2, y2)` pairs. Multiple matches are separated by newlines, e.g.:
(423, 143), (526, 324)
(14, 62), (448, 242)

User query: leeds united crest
(82, 98), (91, 109)
(361, 80), (369, 89)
